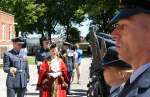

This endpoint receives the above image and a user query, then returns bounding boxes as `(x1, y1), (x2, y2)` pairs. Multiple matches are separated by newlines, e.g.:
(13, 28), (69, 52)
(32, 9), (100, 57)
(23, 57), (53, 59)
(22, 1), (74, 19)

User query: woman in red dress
(37, 43), (69, 97)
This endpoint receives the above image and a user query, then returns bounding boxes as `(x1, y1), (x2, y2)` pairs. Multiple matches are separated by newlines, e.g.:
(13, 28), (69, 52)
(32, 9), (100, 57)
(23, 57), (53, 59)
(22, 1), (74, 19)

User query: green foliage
(35, 0), (87, 39)
(67, 27), (80, 44)
(0, 0), (46, 35)
(85, 0), (119, 33)
(74, 5), (86, 23)
(0, 0), (14, 12)
(27, 56), (35, 65)
(0, 0), (119, 39)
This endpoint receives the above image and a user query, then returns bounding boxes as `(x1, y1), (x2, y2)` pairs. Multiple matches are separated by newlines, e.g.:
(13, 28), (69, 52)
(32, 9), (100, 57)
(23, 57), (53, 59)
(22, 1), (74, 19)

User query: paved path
(0, 57), (91, 97)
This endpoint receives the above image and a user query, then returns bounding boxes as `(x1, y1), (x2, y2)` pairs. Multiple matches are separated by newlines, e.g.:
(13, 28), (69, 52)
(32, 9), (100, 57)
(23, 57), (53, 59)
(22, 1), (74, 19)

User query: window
(9, 24), (12, 39)
(2, 23), (6, 41)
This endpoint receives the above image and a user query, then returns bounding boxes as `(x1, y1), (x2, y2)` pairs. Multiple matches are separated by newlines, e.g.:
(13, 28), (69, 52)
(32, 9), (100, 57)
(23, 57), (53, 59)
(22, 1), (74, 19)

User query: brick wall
(0, 10), (15, 60)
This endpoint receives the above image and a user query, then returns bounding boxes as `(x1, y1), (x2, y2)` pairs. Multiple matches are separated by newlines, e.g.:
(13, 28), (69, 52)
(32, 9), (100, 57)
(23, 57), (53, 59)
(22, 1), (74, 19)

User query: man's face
(13, 42), (23, 51)
(111, 13), (150, 64)
(43, 40), (49, 48)
(62, 45), (68, 50)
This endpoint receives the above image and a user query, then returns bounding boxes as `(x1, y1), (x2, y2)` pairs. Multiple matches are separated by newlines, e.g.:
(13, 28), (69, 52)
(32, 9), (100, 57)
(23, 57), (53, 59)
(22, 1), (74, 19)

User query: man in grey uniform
(110, 0), (150, 97)
(102, 46), (132, 97)
(3, 37), (30, 97)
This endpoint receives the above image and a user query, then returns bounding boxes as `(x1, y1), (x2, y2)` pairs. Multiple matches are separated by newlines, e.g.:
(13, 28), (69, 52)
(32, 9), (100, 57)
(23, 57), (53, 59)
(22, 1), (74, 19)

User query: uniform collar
(130, 62), (150, 84)
(12, 49), (20, 55)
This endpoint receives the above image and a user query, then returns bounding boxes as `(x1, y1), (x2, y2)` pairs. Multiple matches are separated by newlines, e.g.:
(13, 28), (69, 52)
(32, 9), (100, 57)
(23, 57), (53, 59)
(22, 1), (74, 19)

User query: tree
(0, 0), (87, 40)
(56, 0), (86, 41)
(67, 27), (80, 44)
(85, 0), (119, 33)
(35, 0), (87, 40)
(0, 0), (46, 36)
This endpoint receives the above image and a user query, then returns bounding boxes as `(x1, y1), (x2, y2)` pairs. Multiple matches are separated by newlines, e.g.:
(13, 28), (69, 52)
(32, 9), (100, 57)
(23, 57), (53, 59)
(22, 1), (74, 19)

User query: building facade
(0, 10), (15, 59)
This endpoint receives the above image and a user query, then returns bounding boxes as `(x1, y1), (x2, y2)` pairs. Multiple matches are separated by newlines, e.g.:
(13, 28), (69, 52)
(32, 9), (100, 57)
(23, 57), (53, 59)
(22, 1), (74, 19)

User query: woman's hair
(50, 43), (56, 50)
(50, 43), (59, 56)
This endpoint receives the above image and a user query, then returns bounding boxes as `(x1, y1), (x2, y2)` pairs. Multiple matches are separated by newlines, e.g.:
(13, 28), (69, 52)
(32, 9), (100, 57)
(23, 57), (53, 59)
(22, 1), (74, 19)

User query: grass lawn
(0, 59), (2, 68)
(27, 56), (35, 65)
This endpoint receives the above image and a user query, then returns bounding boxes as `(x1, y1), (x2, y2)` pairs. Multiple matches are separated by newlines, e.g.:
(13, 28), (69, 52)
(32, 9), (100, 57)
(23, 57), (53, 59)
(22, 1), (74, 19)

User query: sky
(74, 18), (92, 37)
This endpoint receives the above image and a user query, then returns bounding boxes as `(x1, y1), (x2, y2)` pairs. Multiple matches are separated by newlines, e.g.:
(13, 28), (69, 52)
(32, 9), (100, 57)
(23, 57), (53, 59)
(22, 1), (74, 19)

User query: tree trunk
(41, 31), (44, 37)
(66, 23), (70, 42)
(15, 31), (19, 37)
(48, 30), (51, 42)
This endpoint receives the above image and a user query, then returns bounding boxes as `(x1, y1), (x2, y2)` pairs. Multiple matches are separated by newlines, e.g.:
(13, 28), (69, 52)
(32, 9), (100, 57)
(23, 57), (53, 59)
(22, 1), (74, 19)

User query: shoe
(77, 80), (81, 84)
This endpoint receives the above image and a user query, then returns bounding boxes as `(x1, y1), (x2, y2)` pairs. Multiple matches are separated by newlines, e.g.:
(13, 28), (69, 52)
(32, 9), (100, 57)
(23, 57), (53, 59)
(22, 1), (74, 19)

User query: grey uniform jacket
(3, 49), (30, 88)
(118, 67), (150, 97)
(109, 84), (124, 97)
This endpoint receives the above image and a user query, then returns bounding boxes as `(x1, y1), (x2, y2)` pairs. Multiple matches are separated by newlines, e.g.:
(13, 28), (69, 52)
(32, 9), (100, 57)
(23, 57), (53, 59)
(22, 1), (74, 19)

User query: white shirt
(51, 58), (60, 72)
(19, 48), (27, 58)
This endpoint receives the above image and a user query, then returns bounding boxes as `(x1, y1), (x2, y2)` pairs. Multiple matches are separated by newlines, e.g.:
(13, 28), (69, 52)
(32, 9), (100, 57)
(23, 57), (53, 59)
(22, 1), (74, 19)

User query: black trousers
(7, 87), (27, 97)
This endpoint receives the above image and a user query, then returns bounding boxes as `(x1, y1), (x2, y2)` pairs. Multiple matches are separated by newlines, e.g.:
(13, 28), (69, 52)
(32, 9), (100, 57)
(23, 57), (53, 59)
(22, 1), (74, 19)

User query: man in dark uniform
(35, 37), (51, 72)
(102, 46), (132, 97)
(59, 41), (73, 95)
(3, 37), (30, 97)
(110, 0), (150, 96)
(59, 42), (70, 63)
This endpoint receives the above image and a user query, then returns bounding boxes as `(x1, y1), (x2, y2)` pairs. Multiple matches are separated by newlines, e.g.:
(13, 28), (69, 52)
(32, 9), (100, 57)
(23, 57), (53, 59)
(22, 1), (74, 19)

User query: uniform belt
(17, 70), (25, 73)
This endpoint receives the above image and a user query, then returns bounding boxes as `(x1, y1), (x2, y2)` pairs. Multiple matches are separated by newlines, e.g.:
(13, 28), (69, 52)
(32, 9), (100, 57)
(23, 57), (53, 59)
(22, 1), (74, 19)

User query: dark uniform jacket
(35, 48), (50, 63)
(3, 49), (30, 88)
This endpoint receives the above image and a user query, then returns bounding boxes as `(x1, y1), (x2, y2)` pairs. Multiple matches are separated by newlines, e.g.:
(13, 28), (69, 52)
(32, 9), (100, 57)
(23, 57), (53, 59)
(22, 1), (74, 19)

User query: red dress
(37, 58), (69, 97)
